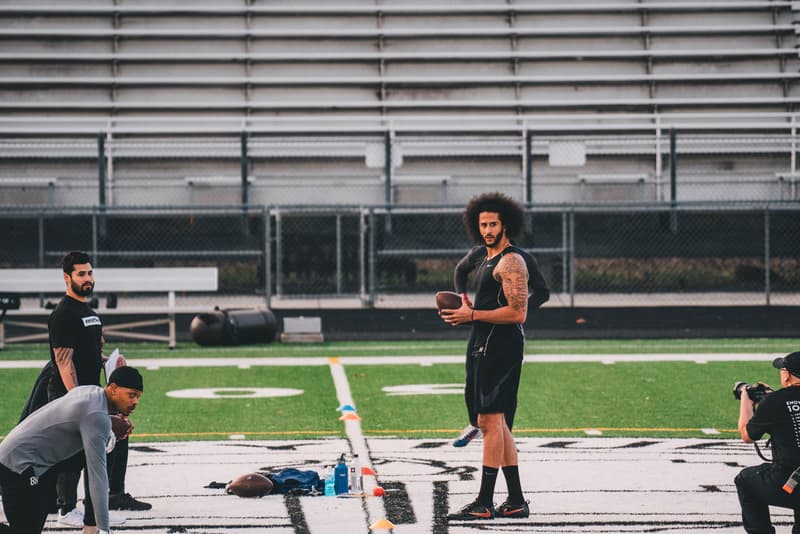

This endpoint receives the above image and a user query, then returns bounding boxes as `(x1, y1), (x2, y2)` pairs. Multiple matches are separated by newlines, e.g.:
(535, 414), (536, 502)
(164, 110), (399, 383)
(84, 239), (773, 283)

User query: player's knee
(734, 471), (752, 494)
(477, 412), (504, 433)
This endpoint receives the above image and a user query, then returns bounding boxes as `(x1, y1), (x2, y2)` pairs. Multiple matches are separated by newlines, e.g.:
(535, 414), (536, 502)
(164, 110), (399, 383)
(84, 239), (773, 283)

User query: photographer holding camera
(736, 352), (800, 533)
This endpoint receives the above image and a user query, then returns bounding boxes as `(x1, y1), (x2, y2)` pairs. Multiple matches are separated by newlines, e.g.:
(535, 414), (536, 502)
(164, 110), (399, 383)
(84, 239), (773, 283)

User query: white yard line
(0, 352), (780, 369)
(327, 357), (388, 531)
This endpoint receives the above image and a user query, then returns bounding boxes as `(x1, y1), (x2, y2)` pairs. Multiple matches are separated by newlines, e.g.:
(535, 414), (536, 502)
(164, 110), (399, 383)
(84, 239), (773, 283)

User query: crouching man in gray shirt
(0, 366), (143, 534)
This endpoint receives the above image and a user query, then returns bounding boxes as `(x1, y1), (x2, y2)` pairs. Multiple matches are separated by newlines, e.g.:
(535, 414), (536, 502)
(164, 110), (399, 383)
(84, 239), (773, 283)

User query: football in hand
(109, 415), (133, 440)
(226, 473), (273, 498)
(435, 291), (463, 310)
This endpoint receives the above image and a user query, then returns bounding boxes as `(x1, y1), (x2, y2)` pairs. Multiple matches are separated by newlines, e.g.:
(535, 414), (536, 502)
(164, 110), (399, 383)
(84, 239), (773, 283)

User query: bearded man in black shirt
(48, 251), (105, 399)
(440, 193), (532, 521)
(48, 251), (151, 528)
(450, 242), (550, 448)
(736, 351), (800, 533)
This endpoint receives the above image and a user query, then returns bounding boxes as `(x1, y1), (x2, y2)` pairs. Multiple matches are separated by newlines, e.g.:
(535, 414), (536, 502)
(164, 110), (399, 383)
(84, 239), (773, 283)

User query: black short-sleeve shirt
(453, 245), (550, 310)
(47, 295), (103, 398)
(746, 386), (800, 470)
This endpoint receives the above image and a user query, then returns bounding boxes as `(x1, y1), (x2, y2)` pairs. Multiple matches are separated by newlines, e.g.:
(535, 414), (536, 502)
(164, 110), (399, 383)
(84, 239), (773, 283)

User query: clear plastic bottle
(349, 453), (362, 493)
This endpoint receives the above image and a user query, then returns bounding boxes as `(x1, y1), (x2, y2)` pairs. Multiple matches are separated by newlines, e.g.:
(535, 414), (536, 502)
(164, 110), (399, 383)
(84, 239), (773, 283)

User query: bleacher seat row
(0, 1), (797, 206)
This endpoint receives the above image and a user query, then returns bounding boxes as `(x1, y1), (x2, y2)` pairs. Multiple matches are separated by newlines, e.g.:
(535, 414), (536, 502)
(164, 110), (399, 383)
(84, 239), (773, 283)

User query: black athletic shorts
(466, 323), (524, 417)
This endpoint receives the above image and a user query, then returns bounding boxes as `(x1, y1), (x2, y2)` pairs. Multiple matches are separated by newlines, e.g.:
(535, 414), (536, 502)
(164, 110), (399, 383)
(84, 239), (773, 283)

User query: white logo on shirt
(82, 316), (101, 327)
(786, 400), (800, 447)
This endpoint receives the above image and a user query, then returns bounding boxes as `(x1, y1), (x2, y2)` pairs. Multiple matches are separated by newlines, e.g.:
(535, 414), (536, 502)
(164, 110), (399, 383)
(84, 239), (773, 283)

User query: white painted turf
(2, 352), (789, 532)
(12, 436), (792, 534)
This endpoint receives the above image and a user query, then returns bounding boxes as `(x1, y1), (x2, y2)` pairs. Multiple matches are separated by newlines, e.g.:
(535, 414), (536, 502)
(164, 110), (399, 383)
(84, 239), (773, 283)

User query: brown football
(435, 291), (463, 310)
(226, 473), (273, 498)
(109, 415), (133, 440)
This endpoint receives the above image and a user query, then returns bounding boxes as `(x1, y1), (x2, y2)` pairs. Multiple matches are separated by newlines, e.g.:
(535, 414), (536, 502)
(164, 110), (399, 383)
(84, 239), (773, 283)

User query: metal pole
(789, 115), (797, 179)
(97, 133), (109, 241)
(561, 211), (568, 297)
(669, 128), (678, 233)
(97, 133), (106, 208)
(655, 116), (662, 201)
(38, 214), (45, 307)
(359, 208), (366, 303)
(568, 210), (575, 308)
(525, 130), (533, 205)
(240, 130), (249, 207)
(384, 131), (393, 233)
(91, 210), (98, 266)
(240, 131), (250, 235)
(369, 209), (376, 306)
(384, 131), (392, 206)
(336, 214), (342, 294)
(106, 130), (114, 206)
(275, 210), (283, 297)
(38, 215), (45, 268)
(264, 207), (272, 308)
(792, 116), (798, 200)
(765, 209), (771, 306)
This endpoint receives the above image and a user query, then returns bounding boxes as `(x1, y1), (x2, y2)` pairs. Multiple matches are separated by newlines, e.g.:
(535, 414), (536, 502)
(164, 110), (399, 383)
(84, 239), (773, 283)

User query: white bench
(0, 47), (795, 63)
(0, 267), (218, 349)
(578, 173), (648, 183)
(0, 3), (788, 15)
(0, 23), (791, 39)
(0, 177), (58, 187)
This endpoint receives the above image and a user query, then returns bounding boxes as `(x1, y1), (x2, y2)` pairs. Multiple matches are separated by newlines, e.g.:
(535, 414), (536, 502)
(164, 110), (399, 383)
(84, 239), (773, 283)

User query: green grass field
(1, 338), (797, 442)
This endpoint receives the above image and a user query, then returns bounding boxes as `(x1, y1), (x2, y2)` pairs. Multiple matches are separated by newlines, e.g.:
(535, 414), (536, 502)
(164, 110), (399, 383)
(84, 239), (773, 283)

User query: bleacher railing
(1, 112), (800, 207)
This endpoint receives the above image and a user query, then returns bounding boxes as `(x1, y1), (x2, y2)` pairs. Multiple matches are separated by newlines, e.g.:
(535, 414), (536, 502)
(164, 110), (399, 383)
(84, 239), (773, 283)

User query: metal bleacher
(0, 1), (798, 206)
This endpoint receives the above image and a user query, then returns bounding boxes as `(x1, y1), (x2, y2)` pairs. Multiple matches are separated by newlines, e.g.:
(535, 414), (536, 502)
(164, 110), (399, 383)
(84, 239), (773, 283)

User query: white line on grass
(0, 352), (780, 369)
(18, 340), (782, 353)
(327, 357), (387, 529)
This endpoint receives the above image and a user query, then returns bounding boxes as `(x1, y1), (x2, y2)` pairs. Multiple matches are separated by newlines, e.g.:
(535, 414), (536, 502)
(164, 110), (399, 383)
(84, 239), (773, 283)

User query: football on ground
(226, 473), (274, 498)
(435, 291), (462, 310)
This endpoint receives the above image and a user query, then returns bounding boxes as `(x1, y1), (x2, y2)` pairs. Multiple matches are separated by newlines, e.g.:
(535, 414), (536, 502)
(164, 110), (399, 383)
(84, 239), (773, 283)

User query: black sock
(502, 465), (524, 503)
(477, 465), (499, 507)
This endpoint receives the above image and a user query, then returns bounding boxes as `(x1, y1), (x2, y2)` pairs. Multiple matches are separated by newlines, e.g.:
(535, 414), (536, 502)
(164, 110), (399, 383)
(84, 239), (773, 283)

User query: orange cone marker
(370, 518), (395, 530)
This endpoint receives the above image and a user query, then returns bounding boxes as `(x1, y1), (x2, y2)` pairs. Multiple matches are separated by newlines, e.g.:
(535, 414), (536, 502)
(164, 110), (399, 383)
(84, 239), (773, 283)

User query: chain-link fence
(1, 203), (798, 309)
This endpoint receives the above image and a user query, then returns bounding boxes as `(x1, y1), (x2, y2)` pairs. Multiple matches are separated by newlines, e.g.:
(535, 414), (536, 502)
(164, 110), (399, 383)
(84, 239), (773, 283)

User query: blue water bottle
(334, 453), (348, 495)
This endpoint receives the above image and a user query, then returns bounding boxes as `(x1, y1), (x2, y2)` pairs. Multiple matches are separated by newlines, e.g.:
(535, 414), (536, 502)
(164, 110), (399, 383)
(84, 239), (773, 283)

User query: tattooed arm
(53, 346), (79, 391)
(482, 252), (529, 324)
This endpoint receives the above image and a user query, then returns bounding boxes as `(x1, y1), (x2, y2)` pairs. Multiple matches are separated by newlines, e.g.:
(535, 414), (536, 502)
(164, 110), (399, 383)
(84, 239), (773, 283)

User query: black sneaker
(447, 499), (495, 520)
(108, 492), (152, 511)
(495, 499), (530, 518)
